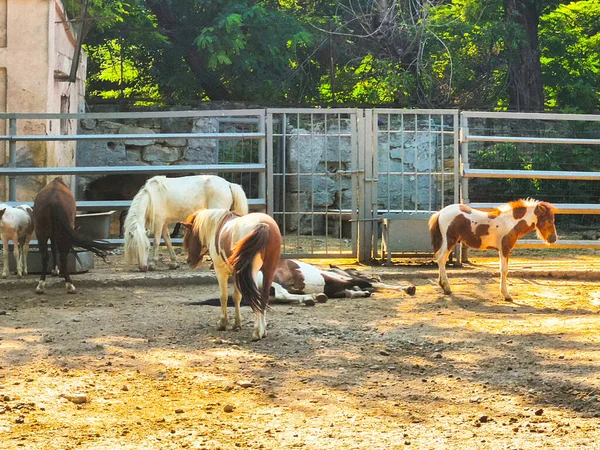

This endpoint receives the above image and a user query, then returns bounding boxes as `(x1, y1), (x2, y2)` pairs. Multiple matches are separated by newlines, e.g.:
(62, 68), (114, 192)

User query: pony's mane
(495, 198), (540, 214)
(192, 209), (237, 245)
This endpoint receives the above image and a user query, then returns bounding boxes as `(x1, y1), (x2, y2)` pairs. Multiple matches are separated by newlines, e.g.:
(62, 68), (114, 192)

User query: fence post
(458, 112), (470, 264)
(8, 118), (16, 201)
(358, 109), (375, 263)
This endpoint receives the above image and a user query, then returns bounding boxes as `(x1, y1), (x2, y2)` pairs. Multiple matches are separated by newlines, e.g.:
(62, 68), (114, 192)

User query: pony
(33, 177), (116, 294)
(182, 209), (281, 341)
(429, 199), (558, 301)
(192, 259), (417, 307)
(259, 259), (416, 305)
(0, 204), (34, 278)
(124, 175), (248, 272)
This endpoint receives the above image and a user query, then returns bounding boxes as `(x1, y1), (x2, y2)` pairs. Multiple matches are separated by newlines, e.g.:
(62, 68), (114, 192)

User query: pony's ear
(182, 221), (194, 230)
(0, 208), (5, 219)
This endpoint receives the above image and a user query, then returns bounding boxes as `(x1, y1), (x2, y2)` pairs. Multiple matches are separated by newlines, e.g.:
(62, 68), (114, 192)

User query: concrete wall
(0, 0), (86, 201)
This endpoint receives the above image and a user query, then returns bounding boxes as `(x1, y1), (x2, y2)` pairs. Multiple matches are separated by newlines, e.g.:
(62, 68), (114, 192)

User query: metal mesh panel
(271, 110), (357, 258)
(375, 111), (458, 214)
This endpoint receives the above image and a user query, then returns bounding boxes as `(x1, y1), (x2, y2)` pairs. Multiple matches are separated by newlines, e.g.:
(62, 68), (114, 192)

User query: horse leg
(21, 240), (30, 276)
(253, 264), (270, 341)
(270, 281), (321, 306)
(50, 238), (59, 276)
(162, 224), (179, 270)
(232, 275), (243, 330)
(148, 222), (163, 271)
(215, 267), (230, 331)
(36, 238), (50, 294)
(499, 253), (512, 301)
(1, 234), (8, 278)
(12, 234), (22, 278)
(59, 247), (76, 294)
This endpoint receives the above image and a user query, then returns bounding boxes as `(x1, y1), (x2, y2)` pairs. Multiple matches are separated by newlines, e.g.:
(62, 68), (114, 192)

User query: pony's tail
(123, 187), (151, 264)
(429, 211), (443, 255)
(228, 223), (270, 313)
(50, 208), (115, 261)
(229, 183), (249, 216)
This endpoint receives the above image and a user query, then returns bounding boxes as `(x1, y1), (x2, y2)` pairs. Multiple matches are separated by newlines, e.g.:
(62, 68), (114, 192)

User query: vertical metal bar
(350, 110), (359, 260)
(386, 113), (391, 213)
(440, 114), (445, 209)
(282, 113), (288, 253)
(265, 110), (273, 215)
(459, 112), (470, 263)
(258, 112), (266, 212)
(401, 113), (405, 210)
(371, 110), (380, 260)
(413, 114), (418, 212)
(310, 113), (315, 255)
(8, 118), (17, 201)
(360, 109), (375, 262)
(428, 114), (433, 211)
(453, 111), (460, 205)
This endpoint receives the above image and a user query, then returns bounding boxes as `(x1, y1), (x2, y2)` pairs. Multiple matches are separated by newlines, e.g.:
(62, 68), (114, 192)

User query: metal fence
(461, 111), (600, 249)
(1, 109), (600, 262)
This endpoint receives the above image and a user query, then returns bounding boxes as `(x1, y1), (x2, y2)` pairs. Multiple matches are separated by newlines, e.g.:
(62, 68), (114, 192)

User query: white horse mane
(193, 209), (235, 244)
(496, 198), (540, 213)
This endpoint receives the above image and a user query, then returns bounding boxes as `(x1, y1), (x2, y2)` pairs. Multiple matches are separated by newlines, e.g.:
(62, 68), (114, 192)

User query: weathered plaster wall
(0, 0), (85, 201)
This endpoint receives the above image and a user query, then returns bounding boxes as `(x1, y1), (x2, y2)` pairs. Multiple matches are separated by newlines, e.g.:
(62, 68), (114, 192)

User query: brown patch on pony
(447, 214), (485, 249)
(459, 205), (472, 214)
(512, 206), (527, 220)
(475, 224), (490, 237)
(274, 259), (306, 294)
(501, 219), (535, 256)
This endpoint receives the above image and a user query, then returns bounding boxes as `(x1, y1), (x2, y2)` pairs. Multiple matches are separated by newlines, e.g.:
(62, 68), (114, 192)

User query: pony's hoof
(168, 262), (179, 270)
(66, 283), (76, 294)
(216, 320), (228, 331)
(405, 286), (416, 296)
(315, 293), (328, 303)
(51, 269), (59, 277)
(303, 298), (316, 307)
(35, 282), (45, 295)
(17, 273), (22, 279)
(443, 289), (452, 295)
(148, 265), (156, 272)
(1, 273), (7, 279)
(504, 296), (513, 302)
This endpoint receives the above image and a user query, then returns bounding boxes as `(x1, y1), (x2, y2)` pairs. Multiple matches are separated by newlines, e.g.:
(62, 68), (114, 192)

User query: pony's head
(124, 223), (151, 272)
(534, 201), (558, 244)
(182, 213), (208, 268)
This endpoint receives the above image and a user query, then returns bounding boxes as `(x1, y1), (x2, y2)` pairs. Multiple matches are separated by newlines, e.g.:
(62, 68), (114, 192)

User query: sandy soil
(1, 250), (600, 449)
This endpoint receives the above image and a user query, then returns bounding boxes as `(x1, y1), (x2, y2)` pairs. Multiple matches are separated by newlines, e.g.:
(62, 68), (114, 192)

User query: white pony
(123, 175), (249, 271)
(0, 204), (34, 278)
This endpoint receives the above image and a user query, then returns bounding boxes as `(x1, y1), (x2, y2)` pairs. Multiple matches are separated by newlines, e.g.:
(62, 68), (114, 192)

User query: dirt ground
(2, 249), (600, 449)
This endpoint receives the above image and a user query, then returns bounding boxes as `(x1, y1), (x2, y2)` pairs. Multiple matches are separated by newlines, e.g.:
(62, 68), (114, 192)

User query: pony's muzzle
(547, 234), (557, 244)
(139, 264), (149, 272)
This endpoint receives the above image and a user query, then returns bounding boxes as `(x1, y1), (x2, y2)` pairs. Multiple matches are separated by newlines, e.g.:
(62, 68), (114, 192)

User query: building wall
(0, 0), (86, 201)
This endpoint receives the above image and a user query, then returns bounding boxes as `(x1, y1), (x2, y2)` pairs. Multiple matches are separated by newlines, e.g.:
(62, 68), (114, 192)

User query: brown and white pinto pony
(182, 209), (281, 341)
(0, 204), (34, 278)
(258, 259), (416, 305)
(429, 199), (557, 301)
(33, 178), (115, 295)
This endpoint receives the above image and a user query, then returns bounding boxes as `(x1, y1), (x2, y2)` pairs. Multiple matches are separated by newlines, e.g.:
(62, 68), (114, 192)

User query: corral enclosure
(1, 251), (600, 449)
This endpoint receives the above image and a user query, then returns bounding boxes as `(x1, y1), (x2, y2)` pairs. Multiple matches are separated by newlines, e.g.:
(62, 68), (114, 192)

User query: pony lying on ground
(0, 204), (34, 278)
(183, 209), (281, 341)
(124, 175), (248, 272)
(429, 199), (557, 301)
(33, 178), (116, 295)
(189, 259), (416, 307)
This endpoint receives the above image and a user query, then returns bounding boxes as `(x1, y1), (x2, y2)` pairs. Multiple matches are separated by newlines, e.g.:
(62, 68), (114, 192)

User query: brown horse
(182, 209), (281, 341)
(33, 177), (115, 294)
(429, 199), (557, 301)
